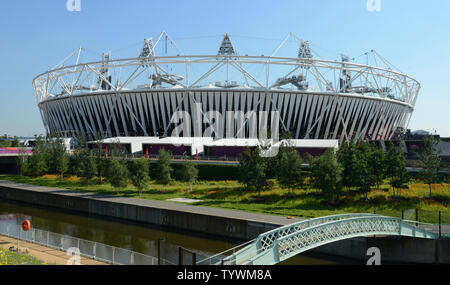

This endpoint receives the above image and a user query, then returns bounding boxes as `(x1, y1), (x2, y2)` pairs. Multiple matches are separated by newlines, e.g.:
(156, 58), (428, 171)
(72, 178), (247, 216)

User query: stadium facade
(32, 32), (420, 157)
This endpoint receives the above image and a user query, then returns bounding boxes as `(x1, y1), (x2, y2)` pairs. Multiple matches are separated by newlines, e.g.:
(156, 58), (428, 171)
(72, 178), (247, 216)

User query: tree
(265, 154), (280, 179)
(23, 136), (69, 179)
(69, 134), (87, 177)
(276, 145), (304, 196)
(110, 138), (126, 157)
(107, 159), (129, 195)
(0, 139), (11, 147)
(25, 136), (49, 177)
(48, 137), (69, 181)
(178, 157), (198, 192)
(419, 135), (441, 198)
(385, 143), (409, 197)
(78, 149), (97, 190)
(130, 157), (149, 197)
(96, 156), (110, 184)
(93, 131), (105, 157)
(385, 142), (397, 179)
(156, 149), (173, 188)
(55, 147), (69, 181)
(238, 147), (268, 197)
(266, 137), (293, 179)
(11, 137), (20, 147)
(74, 133), (88, 150)
(71, 149), (83, 177)
(310, 149), (343, 205)
(337, 141), (358, 190)
(16, 148), (28, 176)
(389, 167), (409, 198)
(353, 142), (376, 199)
(92, 132), (108, 183)
(369, 143), (386, 190)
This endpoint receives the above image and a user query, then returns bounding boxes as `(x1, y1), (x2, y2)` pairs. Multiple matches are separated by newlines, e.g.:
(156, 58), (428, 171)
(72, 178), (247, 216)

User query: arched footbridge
(198, 214), (439, 265)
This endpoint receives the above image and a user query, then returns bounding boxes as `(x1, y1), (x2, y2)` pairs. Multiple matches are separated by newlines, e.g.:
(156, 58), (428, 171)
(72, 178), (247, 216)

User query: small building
(88, 136), (339, 159)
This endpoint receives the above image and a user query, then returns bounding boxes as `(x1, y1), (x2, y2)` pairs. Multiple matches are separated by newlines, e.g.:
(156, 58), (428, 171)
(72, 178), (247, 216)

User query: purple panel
(296, 148), (327, 157)
(209, 146), (248, 157)
(144, 144), (186, 156)
(0, 148), (32, 155)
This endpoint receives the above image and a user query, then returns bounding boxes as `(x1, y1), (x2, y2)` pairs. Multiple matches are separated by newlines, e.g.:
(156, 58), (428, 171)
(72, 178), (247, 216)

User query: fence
(156, 238), (211, 265)
(367, 209), (450, 237)
(0, 221), (174, 265)
(371, 209), (450, 224)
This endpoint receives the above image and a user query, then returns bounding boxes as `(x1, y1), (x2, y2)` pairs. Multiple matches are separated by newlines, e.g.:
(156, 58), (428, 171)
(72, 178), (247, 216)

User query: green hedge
(148, 161), (239, 181)
(408, 171), (450, 183)
(196, 164), (240, 181)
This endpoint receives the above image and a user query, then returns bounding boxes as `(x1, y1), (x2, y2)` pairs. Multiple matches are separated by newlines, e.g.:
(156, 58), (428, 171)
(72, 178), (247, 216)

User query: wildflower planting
(1, 135), (448, 224)
(0, 248), (46, 265)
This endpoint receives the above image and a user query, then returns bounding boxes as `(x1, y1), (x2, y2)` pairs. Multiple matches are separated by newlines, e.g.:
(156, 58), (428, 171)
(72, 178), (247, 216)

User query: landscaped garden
(1, 173), (448, 224)
(2, 135), (449, 224)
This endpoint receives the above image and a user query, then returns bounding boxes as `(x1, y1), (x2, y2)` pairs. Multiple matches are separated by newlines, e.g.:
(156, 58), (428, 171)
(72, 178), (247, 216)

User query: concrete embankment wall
(0, 181), (448, 264)
(0, 182), (280, 241)
(313, 236), (450, 264)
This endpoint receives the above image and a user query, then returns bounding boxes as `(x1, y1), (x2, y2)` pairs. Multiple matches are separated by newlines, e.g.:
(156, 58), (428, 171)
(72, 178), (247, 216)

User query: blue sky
(0, 0), (449, 137)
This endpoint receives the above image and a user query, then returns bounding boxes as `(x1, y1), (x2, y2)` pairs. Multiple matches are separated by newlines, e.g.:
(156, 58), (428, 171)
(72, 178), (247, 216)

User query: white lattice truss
(32, 32), (420, 144)
(208, 214), (437, 265)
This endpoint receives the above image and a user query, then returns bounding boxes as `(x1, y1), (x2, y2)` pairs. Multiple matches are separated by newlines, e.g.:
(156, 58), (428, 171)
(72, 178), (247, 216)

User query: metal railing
(196, 239), (256, 265)
(216, 214), (440, 265)
(119, 153), (240, 162)
(372, 208), (450, 236)
(0, 221), (174, 265)
(197, 213), (449, 265)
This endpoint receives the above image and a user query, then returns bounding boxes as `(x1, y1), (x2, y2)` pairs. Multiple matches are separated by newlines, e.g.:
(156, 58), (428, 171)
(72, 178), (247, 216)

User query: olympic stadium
(32, 32), (420, 157)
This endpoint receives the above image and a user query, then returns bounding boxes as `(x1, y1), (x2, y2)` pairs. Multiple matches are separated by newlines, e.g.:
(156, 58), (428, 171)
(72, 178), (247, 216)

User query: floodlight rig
(97, 52), (111, 90)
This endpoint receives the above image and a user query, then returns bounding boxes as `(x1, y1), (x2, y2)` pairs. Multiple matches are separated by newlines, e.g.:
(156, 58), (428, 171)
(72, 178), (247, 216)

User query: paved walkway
(1, 180), (447, 235)
(0, 180), (305, 227)
(0, 234), (106, 265)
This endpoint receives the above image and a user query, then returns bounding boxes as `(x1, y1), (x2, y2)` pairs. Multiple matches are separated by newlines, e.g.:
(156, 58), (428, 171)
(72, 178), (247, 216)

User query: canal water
(0, 198), (361, 265)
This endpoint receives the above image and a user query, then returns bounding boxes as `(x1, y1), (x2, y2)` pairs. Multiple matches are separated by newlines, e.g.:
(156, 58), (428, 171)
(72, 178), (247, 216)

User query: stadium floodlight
(32, 31), (420, 147)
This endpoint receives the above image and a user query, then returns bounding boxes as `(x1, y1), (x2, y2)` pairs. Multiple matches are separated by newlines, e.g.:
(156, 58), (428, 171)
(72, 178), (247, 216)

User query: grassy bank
(0, 174), (449, 224)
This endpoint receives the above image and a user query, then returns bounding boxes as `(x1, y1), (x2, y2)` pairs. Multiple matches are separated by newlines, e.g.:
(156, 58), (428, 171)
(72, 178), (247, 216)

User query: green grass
(0, 247), (47, 265)
(1, 174), (449, 224)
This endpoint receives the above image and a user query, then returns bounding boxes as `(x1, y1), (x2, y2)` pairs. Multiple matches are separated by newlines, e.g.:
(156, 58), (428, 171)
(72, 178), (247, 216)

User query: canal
(0, 198), (361, 265)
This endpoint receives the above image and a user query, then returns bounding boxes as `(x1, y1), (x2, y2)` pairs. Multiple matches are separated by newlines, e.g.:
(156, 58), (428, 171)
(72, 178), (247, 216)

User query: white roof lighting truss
(32, 32), (420, 144)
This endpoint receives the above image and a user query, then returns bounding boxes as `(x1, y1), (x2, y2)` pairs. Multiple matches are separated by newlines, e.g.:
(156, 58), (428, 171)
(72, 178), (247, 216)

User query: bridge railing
(245, 215), (439, 265)
(274, 216), (438, 263)
(220, 214), (441, 265)
(199, 213), (447, 265)
(198, 214), (382, 265)
(196, 238), (256, 265)
(218, 214), (380, 265)
(0, 221), (172, 265)
(196, 214), (365, 265)
(253, 213), (378, 253)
